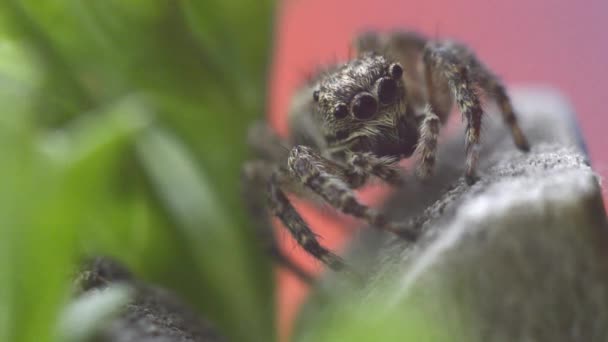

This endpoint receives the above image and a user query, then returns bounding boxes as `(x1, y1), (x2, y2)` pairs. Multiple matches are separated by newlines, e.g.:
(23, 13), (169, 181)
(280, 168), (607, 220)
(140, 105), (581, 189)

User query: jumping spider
(243, 31), (530, 276)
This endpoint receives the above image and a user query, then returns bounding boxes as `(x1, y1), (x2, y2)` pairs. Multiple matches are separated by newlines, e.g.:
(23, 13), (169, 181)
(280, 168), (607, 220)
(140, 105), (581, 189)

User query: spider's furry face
(312, 53), (407, 154)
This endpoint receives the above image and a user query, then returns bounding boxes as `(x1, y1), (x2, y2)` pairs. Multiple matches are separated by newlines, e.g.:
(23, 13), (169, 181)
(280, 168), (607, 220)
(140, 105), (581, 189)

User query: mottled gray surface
(298, 88), (608, 341)
(76, 257), (225, 342)
(336, 87), (597, 276)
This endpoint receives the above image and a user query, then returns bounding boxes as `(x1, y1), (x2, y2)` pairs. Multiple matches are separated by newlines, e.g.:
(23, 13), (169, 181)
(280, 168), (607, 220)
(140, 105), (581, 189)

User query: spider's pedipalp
(344, 151), (404, 187)
(287, 145), (414, 237)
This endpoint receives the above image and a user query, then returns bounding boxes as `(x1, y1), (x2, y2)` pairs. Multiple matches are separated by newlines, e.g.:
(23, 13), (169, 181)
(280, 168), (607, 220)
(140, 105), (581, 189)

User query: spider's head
(312, 53), (410, 156)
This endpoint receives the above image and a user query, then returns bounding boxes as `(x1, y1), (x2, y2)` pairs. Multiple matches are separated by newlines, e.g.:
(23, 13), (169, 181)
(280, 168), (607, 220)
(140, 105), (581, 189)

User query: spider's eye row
(378, 78), (398, 104)
(389, 63), (403, 79)
(313, 90), (320, 102)
(352, 93), (377, 119)
(334, 103), (348, 119)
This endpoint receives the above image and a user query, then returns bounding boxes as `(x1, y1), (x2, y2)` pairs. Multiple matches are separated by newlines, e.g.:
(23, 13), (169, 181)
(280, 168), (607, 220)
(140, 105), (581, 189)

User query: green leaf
(0, 96), (149, 342)
(0, 1), (277, 341)
(137, 129), (274, 342)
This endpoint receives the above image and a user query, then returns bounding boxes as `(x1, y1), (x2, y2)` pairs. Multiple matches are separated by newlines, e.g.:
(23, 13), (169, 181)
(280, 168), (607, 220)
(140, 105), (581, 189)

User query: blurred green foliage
(0, 1), (275, 341)
(296, 298), (449, 342)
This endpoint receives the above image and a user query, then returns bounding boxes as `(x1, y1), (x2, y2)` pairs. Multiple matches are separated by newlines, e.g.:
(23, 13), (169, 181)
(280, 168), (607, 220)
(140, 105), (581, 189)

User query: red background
(268, 1), (608, 340)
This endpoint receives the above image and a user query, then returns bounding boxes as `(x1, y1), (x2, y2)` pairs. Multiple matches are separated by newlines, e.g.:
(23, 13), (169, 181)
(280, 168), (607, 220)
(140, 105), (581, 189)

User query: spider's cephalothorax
(243, 30), (531, 279)
(310, 53), (420, 160)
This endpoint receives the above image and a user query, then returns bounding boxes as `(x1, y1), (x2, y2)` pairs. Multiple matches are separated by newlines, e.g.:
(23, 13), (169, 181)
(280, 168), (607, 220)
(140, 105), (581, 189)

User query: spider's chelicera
(243, 31), (530, 277)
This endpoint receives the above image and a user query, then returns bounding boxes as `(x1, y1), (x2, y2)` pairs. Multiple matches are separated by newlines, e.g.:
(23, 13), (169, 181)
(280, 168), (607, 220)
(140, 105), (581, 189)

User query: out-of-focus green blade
(295, 287), (461, 342)
(0, 96), (149, 342)
(136, 129), (274, 342)
(0, 1), (277, 341)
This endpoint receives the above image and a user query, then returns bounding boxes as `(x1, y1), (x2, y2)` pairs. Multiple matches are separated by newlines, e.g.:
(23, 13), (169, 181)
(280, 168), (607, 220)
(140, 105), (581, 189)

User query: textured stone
(300, 88), (608, 341)
(76, 257), (225, 342)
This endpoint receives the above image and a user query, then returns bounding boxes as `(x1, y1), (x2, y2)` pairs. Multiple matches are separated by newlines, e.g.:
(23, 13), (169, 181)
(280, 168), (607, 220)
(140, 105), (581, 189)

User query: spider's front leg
(471, 61), (531, 152)
(288, 146), (418, 240)
(423, 43), (487, 184)
(422, 41), (531, 184)
(243, 122), (320, 282)
(242, 160), (316, 283)
(267, 168), (347, 271)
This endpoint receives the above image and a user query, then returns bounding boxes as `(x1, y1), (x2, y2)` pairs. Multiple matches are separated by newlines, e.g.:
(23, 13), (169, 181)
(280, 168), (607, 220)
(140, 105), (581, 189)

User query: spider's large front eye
(352, 93), (377, 119)
(378, 78), (398, 104)
(333, 103), (348, 119)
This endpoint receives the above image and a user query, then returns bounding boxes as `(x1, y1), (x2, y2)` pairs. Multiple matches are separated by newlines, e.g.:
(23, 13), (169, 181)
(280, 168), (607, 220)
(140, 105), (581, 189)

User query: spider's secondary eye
(313, 90), (320, 102)
(378, 78), (398, 104)
(352, 93), (377, 119)
(389, 63), (403, 79)
(334, 103), (348, 119)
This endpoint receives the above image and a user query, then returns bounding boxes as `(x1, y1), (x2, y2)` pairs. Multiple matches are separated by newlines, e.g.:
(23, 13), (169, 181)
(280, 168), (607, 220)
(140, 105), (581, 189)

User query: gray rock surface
(70, 88), (608, 342)
(298, 88), (608, 341)
(76, 257), (225, 342)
